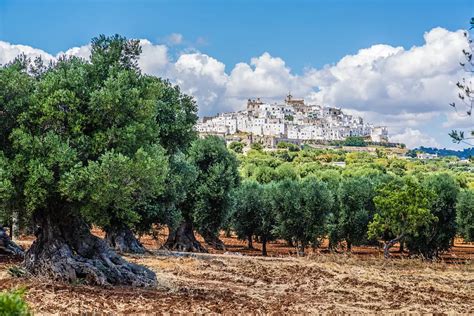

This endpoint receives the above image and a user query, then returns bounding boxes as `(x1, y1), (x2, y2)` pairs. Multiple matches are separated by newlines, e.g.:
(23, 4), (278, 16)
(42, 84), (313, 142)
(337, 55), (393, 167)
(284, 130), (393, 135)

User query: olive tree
(273, 178), (332, 254)
(229, 141), (244, 154)
(329, 176), (378, 251)
(456, 189), (474, 241)
(164, 136), (240, 251)
(0, 35), (186, 286)
(101, 76), (197, 254)
(406, 173), (459, 258)
(231, 180), (277, 255)
(368, 176), (436, 258)
(232, 180), (263, 249)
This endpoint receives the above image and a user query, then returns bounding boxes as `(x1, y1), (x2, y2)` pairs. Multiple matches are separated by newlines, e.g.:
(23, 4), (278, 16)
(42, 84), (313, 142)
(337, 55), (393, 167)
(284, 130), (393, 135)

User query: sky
(0, 0), (473, 149)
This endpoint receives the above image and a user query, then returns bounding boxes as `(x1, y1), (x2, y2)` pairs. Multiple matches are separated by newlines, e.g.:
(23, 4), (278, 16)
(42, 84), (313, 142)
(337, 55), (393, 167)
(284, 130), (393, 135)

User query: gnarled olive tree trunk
(261, 235), (268, 256)
(0, 225), (24, 257)
(163, 221), (207, 252)
(201, 230), (226, 251)
(24, 211), (156, 287)
(384, 234), (404, 259)
(105, 226), (146, 254)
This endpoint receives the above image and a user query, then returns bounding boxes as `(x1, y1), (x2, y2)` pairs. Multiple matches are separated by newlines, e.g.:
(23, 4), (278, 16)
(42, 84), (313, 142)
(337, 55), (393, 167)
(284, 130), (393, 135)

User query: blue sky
(0, 0), (473, 148)
(1, 0), (471, 71)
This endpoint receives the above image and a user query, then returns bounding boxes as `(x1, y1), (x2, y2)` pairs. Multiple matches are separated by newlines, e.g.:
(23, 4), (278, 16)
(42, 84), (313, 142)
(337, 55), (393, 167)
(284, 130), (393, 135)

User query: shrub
(0, 288), (31, 316)
(229, 141), (244, 154)
(277, 141), (300, 151)
(343, 136), (366, 147)
(250, 142), (264, 151)
(456, 189), (474, 242)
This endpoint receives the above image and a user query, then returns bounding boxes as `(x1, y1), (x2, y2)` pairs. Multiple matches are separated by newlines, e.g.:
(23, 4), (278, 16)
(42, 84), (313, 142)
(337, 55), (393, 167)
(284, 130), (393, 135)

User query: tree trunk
(12, 211), (20, 242)
(247, 235), (254, 249)
(162, 221), (207, 252)
(202, 230), (226, 250)
(384, 235), (403, 259)
(299, 242), (305, 256)
(105, 226), (146, 254)
(261, 236), (267, 256)
(393, 241), (405, 253)
(23, 211), (156, 287)
(0, 225), (24, 257)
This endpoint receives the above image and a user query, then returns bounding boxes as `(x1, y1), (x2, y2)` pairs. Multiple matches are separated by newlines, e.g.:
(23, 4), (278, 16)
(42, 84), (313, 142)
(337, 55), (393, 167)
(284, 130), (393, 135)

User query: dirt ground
(1, 233), (473, 314)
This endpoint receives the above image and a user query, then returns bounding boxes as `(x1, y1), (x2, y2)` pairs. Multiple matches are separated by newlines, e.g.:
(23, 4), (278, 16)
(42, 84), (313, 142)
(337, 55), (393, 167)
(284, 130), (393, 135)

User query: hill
(413, 146), (474, 159)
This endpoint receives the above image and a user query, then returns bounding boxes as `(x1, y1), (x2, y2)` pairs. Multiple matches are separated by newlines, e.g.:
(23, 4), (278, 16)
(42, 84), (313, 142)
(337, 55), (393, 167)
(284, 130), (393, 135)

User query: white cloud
(442, 111), (473, 129)
(226, 53), (294, 98)
(309, 28), (468, 116)
(0, 27), (471, 147)
(391, 128), (441, 149)
(164, 33), (183, 46)
(60, 44), (92, 59)
(170, 53), (228, 114)
(138, 40), (169, 75)
(0, 41), (54, 65)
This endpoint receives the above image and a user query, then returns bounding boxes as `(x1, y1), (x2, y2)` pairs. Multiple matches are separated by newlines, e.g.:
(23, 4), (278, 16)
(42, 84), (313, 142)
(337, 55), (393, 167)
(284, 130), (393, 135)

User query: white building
(196, 94), (389, 145)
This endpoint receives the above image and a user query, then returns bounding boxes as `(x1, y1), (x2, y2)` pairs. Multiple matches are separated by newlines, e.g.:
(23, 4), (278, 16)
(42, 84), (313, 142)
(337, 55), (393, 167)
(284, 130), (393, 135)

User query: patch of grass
(0, 288), (31, 316)
(7, 266), (27, 278)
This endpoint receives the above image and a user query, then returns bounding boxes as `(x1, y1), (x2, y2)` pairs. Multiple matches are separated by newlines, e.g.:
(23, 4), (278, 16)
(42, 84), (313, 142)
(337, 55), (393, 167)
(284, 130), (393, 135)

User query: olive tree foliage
(273, 177), (333, 254)
(136, 153), (197, 236)
(258, 183), (278, 256)
(368, 176), (436, 258)
(328, 176), (378, 251)
(231, 180), (277, 255)
(0, 34), (194, 286)
(153, 79), (198, 154)
(405, 173), (459, 258)
(0, 59), (34, 234)
(191, 136), (240, 248)
(229, 141), (244, 154)
(0, 154), (13, 222)
(231, 180), (264, 249)
(165, 136), (240, 251)
(232, 180), (265, 249)
(253, 166), (278, 183)
(0, 155), (23, 256)
(456, 189), (474, 242)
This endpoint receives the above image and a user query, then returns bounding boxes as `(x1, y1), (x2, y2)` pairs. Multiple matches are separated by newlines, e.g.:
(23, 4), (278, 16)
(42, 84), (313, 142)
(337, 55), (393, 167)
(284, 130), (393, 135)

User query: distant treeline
(413, 146), (474, 159)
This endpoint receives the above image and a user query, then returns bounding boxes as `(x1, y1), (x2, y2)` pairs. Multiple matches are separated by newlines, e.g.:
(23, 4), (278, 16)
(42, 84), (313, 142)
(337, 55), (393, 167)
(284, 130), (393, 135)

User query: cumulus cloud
(309, 28), (468, 115)
(391, 128), (440, 148)
(138, 40), (169, 75)
(60, 44), (92, 59)
(0, 27), (471, 147)
(164, 33), (184, 46)
(170, 53), (228, 114)
(0, 41), (54, 64)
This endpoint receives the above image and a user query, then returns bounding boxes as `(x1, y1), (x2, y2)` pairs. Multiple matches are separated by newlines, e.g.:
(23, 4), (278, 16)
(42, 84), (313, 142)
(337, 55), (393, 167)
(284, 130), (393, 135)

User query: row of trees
(1, 33), (473, 288)
(231, 172), (474, 258)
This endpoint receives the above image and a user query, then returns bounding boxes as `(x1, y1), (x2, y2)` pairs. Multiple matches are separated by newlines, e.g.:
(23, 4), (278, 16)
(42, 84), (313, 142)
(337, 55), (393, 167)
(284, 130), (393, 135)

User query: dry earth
(1, 234), (473, 314)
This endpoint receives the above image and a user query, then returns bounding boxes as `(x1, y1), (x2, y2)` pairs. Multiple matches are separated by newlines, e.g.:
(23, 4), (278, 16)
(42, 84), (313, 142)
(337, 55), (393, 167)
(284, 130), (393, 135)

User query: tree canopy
(0, 34), (198, 285)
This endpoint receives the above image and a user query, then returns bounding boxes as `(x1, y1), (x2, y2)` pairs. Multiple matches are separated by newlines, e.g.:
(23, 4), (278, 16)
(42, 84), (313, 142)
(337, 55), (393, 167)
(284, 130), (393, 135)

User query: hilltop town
(196, 94), (389, 148)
